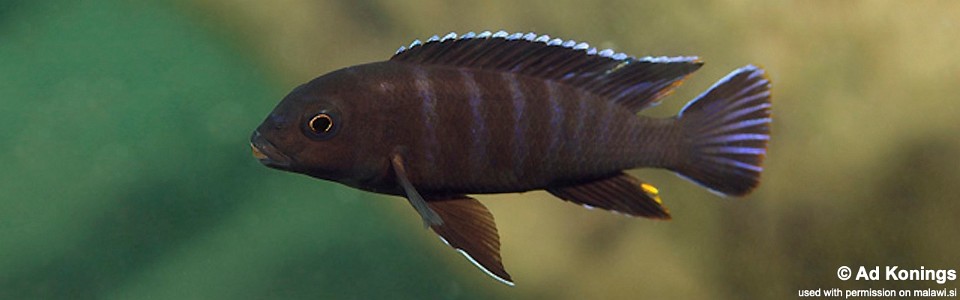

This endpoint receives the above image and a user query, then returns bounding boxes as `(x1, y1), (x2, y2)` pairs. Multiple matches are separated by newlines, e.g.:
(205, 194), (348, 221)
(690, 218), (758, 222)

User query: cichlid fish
(251, 31), (772, 285)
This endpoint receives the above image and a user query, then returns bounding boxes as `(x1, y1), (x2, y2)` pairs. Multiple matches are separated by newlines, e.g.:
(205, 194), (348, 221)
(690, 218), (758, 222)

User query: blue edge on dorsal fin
(394, 30), (695, 62)
(390, 30), (705, 112)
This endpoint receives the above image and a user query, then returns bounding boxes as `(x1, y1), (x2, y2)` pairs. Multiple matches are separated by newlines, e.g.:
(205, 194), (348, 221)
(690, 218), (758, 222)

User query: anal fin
(547, 172), (671, 219)
(427, 196), (513, 286)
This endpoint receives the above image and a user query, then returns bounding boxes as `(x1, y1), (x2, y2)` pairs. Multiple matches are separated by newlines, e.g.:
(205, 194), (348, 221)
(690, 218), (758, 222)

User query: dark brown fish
(251, 31), (772, 285)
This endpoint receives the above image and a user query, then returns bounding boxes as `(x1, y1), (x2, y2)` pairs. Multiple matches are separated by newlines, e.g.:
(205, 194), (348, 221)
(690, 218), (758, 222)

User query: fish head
(251, 69), (389, 184)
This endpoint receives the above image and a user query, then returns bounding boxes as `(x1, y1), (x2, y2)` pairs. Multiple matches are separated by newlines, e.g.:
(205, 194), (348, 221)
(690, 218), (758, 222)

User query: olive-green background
(2, 1), (957, 299)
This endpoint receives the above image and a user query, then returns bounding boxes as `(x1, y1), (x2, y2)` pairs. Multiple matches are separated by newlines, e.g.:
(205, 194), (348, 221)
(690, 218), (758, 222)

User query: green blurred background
(1, 1), (958, 299)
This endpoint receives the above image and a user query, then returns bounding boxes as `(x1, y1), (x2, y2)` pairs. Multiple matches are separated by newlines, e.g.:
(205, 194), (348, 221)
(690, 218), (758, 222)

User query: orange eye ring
(302, 109), (340, 141)
(308, 113), (334, 133)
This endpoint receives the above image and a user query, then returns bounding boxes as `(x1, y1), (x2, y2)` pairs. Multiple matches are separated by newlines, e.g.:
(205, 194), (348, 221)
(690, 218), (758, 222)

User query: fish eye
(309, 114), (333, 133)
(303, 110), (340, 140)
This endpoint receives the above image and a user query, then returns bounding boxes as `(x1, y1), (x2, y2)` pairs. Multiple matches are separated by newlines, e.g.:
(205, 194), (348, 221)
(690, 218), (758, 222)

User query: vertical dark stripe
(411, 66), (438, 182)
(625, 116), (644, 165)
(504, 73), (527, 180)
(461, 70), (486, 182)
(544, 80), (564, 173)
(596, 98), (615, 169)
(571, 89), (591, 174)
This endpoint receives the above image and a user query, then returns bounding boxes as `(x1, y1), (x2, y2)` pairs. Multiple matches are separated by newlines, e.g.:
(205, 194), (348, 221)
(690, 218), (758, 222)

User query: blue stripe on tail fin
(674, 65), (772, 196)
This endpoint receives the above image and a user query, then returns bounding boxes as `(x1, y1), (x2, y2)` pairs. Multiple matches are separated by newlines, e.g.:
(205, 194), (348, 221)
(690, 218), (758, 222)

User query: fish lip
(250, 130), (292, 168)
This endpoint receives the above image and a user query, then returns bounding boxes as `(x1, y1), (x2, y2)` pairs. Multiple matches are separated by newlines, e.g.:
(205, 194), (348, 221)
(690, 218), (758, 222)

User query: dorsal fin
(391, 31), (703, 112)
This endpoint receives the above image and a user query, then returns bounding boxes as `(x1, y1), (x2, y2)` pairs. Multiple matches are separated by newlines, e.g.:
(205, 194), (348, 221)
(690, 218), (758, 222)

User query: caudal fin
(674, 65), (771, 196)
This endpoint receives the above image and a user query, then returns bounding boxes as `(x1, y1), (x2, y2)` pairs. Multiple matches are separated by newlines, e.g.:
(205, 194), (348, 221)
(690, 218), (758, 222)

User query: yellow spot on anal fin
(640, 183), (663, 205)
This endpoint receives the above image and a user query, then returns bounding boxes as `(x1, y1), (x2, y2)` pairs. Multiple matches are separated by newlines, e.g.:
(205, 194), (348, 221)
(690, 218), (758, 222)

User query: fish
(250, 30), (772, 285)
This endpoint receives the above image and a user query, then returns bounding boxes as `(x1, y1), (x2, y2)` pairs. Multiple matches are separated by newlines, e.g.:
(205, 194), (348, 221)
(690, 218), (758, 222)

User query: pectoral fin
(391, 153), (443, 227)
(547, 172), (671, 219)
(427, 196), (513, 286)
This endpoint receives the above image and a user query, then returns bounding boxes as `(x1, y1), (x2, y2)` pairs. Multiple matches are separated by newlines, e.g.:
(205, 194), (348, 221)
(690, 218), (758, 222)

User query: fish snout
(250, 130), (292, 169)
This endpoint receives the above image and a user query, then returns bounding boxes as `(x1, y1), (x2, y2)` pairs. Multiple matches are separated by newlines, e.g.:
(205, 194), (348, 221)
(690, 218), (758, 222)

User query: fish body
(263, 62), (676, 195)
(251, 31), (772, 285)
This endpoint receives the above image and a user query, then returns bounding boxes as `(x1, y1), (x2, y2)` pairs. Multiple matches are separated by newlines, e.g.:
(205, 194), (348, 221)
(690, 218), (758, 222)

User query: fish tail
(673, 65), (772, 196)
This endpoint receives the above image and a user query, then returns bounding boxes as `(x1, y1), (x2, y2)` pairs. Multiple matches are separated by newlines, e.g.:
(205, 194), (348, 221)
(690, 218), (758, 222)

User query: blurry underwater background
(1, 1), (958, 299)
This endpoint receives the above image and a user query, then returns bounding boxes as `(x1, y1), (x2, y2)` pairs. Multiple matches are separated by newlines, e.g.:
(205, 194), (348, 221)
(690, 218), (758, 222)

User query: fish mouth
(250, 130), (292, 169)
